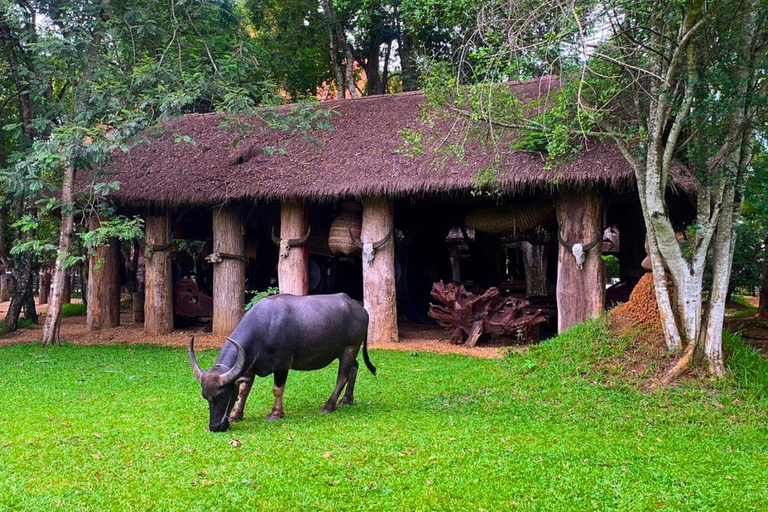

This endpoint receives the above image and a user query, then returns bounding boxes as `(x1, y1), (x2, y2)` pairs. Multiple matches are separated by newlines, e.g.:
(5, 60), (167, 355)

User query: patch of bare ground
(0, 313), (507, 359)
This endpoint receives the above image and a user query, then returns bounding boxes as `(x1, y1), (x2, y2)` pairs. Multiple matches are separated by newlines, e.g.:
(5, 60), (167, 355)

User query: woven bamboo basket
(465, 203), (555, 235)
(328, 202), (363, 256)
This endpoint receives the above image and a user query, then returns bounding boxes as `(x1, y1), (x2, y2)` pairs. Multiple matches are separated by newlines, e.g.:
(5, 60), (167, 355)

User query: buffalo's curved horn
(218, 337), (246, 386)
(371, 227), (393, 250)
(188, 337), (203, 383)
(348, 227), (364, 249)
(271, 226), (281, 246)
(556, 229), (572, 250)
(287, 226), (311, 247)
(582, 234), (602, 252)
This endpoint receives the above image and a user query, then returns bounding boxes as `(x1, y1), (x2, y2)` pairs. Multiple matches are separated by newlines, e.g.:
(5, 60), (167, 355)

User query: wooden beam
(361, 196), (398, 344)
(556, 186), (604, 332)
(212, 206), (245, 337)
(278, 199), (309, 295)
(87, 217), (121, 330)
(144, 215), (174, 335)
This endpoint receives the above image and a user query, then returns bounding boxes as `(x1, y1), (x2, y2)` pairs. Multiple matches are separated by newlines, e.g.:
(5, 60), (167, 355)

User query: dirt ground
(0, 299), (507, 359)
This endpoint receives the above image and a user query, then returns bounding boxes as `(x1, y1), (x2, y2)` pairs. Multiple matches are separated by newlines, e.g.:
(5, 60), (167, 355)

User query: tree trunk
(62, 274), (72, 304)
(41, 165), (76, 345)
(556, 186), (604, 332)
(144, 215), (174, 335)
(212, 206), (245, 337)
(38, 273), (51, 304)
(521, 242), (548, 295)
(86, 216), (121, 330)
(361, 196), (398, 343)
(0, 273), (11, 302)
(3, 259), (32, 333)
(759, 235), (768, 318)
(277, 200), (309, 296)
(24, 291), (37, 323)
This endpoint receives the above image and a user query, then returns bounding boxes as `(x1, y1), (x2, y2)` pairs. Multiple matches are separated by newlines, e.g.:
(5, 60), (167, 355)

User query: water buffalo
(188, 293), (375, 432)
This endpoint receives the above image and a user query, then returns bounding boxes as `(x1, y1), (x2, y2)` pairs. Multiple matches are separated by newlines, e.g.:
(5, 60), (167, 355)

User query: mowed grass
(1, 321), (768, 511)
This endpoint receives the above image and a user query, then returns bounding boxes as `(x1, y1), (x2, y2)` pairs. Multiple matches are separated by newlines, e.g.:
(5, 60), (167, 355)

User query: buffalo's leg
(340, 361), (359, 406)
(229, 378), (254, 422)
(266, 369), (288, 421)
(321, 348), (358, 413)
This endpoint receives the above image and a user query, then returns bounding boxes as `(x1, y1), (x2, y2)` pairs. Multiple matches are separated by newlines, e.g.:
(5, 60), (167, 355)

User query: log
(361, 196), (398, 344)
(212, 206), (245, 336)
(38, 273), (51, 304)
(556, 185), (604, 332)
(278, 199), (309, 295)
(428, 282), (548, 344)
(87, 217), (121, 330)
(144, 215), (174, 335)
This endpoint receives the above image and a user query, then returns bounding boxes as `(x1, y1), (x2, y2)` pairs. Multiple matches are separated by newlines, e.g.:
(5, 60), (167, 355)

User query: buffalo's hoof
(320, 402), (337, 414)
(339, 396), (354, 406)
(229, 412), (244, 422)
(265, 410), (284, 421)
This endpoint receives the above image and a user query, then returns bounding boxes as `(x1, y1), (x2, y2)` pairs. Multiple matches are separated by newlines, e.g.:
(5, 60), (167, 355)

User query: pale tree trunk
(42, 164), (75, 345)
(759, 234), (768, 318)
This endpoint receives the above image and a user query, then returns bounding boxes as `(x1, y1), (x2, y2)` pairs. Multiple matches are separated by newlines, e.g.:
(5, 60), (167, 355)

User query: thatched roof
(102, 76), (644, 207)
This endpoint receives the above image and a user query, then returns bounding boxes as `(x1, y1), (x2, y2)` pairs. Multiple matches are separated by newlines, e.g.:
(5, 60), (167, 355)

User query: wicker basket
(328, 202), (363, 256)
(465, 202), (554, 235)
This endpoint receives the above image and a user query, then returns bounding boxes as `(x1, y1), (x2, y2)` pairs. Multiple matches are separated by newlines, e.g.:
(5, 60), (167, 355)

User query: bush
(61, 303), (87, 317)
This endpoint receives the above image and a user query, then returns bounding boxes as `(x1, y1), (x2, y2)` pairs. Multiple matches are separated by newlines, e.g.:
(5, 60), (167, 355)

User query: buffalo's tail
(362, 335), (376, 376)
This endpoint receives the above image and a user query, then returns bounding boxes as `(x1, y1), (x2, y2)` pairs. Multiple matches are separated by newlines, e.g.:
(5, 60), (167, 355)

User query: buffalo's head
(188, 337), (246, 432)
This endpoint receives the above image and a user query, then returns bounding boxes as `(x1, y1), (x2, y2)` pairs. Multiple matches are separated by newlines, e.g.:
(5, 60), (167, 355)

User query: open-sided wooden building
(90, 76), (693, 344)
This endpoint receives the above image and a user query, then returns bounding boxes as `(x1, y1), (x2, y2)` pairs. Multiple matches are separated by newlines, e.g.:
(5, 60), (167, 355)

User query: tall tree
(426, 0), (767, 379)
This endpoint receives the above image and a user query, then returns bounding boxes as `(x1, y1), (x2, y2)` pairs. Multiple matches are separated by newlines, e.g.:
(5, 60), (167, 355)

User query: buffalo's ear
(235, 376), (252, 386)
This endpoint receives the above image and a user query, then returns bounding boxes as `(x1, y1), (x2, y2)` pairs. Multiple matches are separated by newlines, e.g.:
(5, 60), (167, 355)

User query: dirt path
(0, 309), (507, 359)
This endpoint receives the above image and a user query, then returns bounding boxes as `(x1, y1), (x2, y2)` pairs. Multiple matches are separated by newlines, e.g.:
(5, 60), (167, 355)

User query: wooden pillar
(38, 272), (52, 305)
(361, 196), (398, 344)
(521, 242), (548, 295)
(212, 206), (245, 337)
(144, 215), (173, 335)
(556, 186), (604, 332)
(278, 199), (309, 295)
(87, 217), (121, 330)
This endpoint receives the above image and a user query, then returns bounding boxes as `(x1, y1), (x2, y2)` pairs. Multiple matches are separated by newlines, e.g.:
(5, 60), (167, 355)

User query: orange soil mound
(609, 273), (662, 333)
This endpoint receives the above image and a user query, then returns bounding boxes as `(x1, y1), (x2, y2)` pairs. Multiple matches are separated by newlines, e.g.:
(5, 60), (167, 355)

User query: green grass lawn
(1, 321), (767, 511)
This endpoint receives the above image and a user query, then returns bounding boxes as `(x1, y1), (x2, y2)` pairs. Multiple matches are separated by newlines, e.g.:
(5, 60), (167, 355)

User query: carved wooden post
(556, 186), (604, 332)
(144, 215), (174, 335)
(38, 272), (52, 304)
(361, 196), (398, 344)
(87, 217), (121, 330)
(211, 206), (245, 337)
(278, 199), (309, 295)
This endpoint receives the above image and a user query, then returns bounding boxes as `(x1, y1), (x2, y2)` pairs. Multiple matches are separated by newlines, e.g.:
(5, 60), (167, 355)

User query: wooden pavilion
(88, 76), (693, 343)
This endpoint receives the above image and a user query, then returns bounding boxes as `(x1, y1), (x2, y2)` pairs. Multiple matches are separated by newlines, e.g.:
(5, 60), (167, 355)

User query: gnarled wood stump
(428, 282), (548, 346)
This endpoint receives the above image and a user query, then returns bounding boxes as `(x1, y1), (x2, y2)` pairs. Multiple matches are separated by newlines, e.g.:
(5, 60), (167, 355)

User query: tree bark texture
(760, 235), (768, 318)
(86, 217), (121, 330)
(38, 273), (51, 304)
(212, 206), (245, 337)
(278, 200), (309, 296)
(144, 215), (174, 335)
(521, 242), (548, 295)
(0, 273), (12, 302)
(361, 196), (398, 344)
(42, 165), (76, 345)
(556, 186), (604, 332)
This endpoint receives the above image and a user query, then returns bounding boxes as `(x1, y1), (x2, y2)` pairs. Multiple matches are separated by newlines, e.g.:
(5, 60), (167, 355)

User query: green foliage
(395, 128), (424, 157)
(78, 216), (145, 250)
(244, 286), (280, 311)
(602, 254), (620, 281)
(1, 322), (767, 509)
(60, 303), (87, 318)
